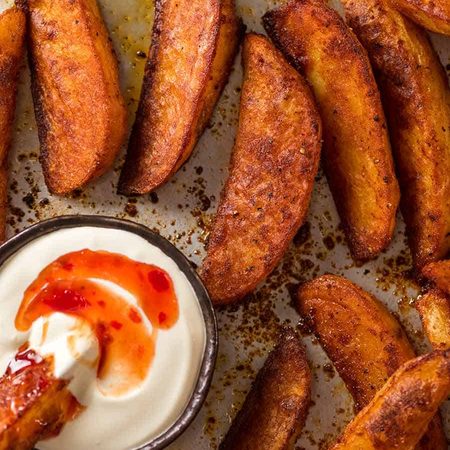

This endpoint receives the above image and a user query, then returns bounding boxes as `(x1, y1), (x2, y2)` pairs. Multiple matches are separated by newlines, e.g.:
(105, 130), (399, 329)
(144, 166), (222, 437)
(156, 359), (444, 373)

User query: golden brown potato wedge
(219, 328), (311, 450)
(297, 274), (447, 449)
(0, 6), (26, 242)
(199, 33), (322, 305)
(26, 0), (127, 195)
(118, 0), (243, 195)
(0, 349), (81, 450)
(423, 260), (450, 293)
(263, 0), (400, 261)
(390, 0), (450, 36)
(341, 0), (450, 273)
(330, 350), (450, 450)
(417, 289), (450, 350)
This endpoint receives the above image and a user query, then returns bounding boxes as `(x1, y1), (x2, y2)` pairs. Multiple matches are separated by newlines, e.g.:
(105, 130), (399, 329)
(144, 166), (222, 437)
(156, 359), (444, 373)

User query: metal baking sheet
(1, 0), (449, 448)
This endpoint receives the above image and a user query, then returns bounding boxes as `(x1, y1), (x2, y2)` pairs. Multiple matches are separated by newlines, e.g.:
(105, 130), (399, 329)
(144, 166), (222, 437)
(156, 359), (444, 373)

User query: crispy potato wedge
(0, 6), (26, 242)
(330, 350), (450, 450)
(423, 260), (450, 293)
(417, 289), (450, 350)
(0, 349), (81, 450)
(118, 0), (243, 195)
(219, 328), (311, 450)
(199, 33), (322, 305)
(263, 0), (400, 261)
(341, 0), (450, 273)
(297, 274), (447, 449)
(390, 0), (450, 36)
(26, 0), (127, 195)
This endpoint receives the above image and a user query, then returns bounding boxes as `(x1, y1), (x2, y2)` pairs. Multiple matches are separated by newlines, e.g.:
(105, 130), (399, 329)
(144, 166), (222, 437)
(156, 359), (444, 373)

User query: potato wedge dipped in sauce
(389, 0), (450, 36)
(330, 350), (450, 450)
(0, 349), (80, 450)
(26, 0), (127, 195)
(417, 289), (450, 350)
(0, 6), (25, 242)
(118, 0), (243, 195)
(298, 274), (447, 449)
(200, 33), (322, 305)
(263, 0), (400, 262)
(219, 328), (311, 450)
(341, 0), (450, 273)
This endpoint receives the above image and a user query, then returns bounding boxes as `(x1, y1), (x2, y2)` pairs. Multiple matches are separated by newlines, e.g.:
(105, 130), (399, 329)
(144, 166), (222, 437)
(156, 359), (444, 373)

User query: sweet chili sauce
(15, 249), (179, 396)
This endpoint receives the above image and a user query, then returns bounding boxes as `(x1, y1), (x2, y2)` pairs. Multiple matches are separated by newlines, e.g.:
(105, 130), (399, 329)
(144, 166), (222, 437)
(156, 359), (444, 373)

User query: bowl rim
(0, 214), (218, 450)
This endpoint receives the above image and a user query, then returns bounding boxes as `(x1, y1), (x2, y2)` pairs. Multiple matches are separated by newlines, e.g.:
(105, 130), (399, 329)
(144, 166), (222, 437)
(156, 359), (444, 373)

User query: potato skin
(219, 328), (311, 450)
(390, 0), (450, 35)
(423, 260), (450, 294)
(263, 0), (400, 261)
(341, 0), (450, 273)
(330, 350), (450, 450)
(297, 274), (447, 449)
(200, 33), (322, 305)
(118, 0), (243, 195)
(0, 7), (26, 242)
(26, 0), (127, 195)
(417, 289), (450, 350)
(0, 352), (80, 450)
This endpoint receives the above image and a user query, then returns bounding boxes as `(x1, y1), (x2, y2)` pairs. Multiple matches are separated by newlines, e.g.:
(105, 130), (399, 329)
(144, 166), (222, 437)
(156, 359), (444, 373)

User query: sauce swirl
(15, 249), (179, 395)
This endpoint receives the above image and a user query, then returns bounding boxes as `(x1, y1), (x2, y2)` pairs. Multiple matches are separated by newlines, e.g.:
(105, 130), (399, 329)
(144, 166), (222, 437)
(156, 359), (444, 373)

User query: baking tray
(1, 0), (449, 448)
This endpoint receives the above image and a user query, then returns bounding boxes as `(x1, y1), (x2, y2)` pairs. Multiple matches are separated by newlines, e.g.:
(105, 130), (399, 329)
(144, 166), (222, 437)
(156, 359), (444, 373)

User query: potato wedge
(118, 0), (243, 195)
(199, 33), (322, 305)
(417, 289), (450, 350)
(0, 349), (81, 450)
(0, 6), (26, 242)
(263, 0), (400, 261)
(26, 0), (127, 195)
(330, 350), (450, 450)
(219, 328), (311, 450)
(390, 0), (450, 36)
(423, 260), (450, 293)
(341, 0), (450, 272)
(297, 274), (447, 449)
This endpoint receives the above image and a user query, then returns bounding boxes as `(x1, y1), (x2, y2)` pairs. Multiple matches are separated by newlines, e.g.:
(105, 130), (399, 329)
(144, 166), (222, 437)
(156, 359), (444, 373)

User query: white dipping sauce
(0, 227), (206, 450)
